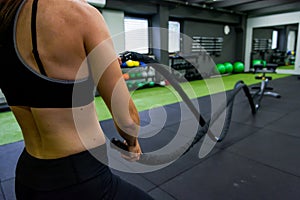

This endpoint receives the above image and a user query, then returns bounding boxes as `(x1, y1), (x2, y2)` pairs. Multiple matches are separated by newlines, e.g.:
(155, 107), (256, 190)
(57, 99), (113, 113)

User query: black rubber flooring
(1, 75), (300, 200)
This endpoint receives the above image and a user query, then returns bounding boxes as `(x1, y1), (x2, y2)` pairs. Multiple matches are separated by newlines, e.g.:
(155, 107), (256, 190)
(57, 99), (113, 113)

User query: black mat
(159, 150), (300, 200)
(0, 185), (4, 200)
(1, 179), (15, 200)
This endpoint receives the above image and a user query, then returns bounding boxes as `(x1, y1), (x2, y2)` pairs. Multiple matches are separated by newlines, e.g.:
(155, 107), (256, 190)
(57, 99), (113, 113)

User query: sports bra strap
(31, 0), (47, 76)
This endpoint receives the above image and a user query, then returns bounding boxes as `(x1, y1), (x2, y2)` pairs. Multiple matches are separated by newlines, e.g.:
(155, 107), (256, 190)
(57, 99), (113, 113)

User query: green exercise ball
(252, 59), (261, 66)
(216, 63), (226, 74)
(224, 62), (233, 73)
(233, 62), (244, 73)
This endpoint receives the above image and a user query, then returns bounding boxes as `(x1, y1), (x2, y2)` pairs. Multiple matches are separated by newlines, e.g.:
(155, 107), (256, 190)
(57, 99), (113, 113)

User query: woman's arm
(81, 3), (141, 157)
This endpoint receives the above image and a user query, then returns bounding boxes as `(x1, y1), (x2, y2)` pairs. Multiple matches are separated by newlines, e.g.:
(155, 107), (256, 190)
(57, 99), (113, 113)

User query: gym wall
(100, 0), (246, 66)
(183, 21), (237, 64)
(253, 28), (273, 39)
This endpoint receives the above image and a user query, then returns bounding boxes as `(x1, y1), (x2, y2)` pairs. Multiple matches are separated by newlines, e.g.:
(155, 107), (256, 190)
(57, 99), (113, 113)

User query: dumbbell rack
(169, 56), (202, 82)
(252, 38), (272, 51)
(191, 36), (223, 56)
(121, 65), (156, 91)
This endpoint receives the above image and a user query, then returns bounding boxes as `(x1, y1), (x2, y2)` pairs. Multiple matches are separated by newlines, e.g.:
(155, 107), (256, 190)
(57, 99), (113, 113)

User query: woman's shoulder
(40, 0), (102, 27)
(60, 0), (100, 15)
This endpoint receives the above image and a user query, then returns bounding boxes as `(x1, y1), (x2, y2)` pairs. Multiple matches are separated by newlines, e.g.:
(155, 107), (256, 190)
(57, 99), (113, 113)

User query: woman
(0, 0), (154, 199)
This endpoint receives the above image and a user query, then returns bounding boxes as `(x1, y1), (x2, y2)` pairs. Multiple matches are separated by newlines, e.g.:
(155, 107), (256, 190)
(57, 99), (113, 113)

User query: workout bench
(251, 63), (281, 109)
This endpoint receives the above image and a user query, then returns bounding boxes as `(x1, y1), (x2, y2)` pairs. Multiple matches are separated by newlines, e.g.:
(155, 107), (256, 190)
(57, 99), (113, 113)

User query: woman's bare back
(13, 0), (106, 159)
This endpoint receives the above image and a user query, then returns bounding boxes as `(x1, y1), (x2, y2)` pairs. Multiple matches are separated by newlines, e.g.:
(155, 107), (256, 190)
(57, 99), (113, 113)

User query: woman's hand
(121, 139), (142, 162)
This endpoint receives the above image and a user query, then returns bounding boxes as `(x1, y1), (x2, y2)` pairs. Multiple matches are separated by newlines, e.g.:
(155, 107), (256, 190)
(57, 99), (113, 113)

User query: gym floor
(1, 74), (300, 200)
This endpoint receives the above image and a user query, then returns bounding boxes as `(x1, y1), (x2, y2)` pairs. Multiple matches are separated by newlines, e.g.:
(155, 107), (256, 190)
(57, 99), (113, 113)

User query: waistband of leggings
(16, 144), (110, 191)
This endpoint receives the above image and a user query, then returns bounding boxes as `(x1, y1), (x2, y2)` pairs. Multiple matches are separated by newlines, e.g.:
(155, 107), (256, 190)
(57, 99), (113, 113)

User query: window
(287, 30), (296, 52)
(124, 17), (149, 54)
(271, 30), (278, 49)
(168, 21), (181, 53)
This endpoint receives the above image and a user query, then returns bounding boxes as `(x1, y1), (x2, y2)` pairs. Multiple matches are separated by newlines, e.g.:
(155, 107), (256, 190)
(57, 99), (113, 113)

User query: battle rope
(111, 51), (257, 165)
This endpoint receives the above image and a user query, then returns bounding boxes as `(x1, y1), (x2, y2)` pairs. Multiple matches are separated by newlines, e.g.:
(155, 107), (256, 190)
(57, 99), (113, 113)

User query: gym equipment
(141, 71), (148, 77)
(191, 36), (223, 56)
(137, 82), (145, 88)
(251, 64), (281, 109)
(120, 56), (156, 91)
(270, 50), (285, 66)
(126, 60), (135, 67)
(223, 62), (233, 73)
(147, 69), (155, 77)
(233, 62), (244, 73)
(252, 59), (267, 68)
(159, 80), (166, 86)
(133, 61), (140, 67)
(286, 51), (296, 65)
(122, 73), (129, 80)
(148, 81), (155, 87)
(216, 63), (226, 74)
(252, 59), (262, 66)
(121, 60), (140, 68)
(121, 62), (127, 68)
(136, 72), (142, 78)
(129, 72), (136, 78)
(140, 61), (147, 67)
(111, 51), (257, 165)
(126, 81), (134, 90)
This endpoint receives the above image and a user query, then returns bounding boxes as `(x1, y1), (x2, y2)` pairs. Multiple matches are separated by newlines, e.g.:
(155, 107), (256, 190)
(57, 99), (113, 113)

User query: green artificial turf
(277, 65), (295, 70)
(0, 111), (22, 145)
(0, 73), (291, 145)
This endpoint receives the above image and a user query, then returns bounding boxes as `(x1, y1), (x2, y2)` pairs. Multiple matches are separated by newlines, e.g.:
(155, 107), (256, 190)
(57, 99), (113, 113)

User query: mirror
(251, 23), (298, 71)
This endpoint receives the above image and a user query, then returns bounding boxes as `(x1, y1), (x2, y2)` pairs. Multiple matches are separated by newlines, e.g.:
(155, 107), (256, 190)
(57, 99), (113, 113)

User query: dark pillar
(151, 5), (169, 66)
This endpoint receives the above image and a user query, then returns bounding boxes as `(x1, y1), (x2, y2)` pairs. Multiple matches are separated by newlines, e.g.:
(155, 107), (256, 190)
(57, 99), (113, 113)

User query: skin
(12, 0), (141, 160)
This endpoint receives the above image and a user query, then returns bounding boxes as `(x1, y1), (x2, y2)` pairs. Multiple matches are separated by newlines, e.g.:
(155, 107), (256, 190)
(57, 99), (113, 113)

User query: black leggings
(15, 145), (154, 200)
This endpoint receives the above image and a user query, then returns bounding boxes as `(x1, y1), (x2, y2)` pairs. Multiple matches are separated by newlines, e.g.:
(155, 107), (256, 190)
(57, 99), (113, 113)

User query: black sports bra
(0, 0), (95, 108)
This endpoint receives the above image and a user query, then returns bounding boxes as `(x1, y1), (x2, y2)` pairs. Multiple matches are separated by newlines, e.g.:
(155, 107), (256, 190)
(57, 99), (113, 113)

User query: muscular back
(16, 0), (91, 79)
(12, 0), (108, 158)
